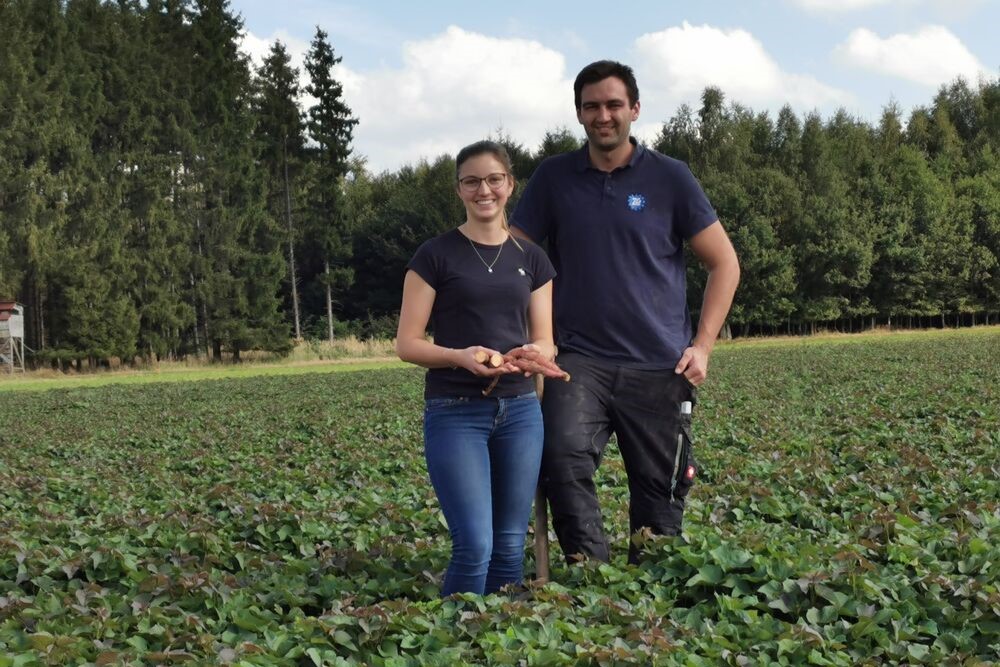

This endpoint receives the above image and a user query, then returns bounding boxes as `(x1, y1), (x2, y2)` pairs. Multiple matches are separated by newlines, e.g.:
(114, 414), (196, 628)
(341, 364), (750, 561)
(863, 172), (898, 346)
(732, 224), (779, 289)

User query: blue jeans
(424, 392), (543, 595)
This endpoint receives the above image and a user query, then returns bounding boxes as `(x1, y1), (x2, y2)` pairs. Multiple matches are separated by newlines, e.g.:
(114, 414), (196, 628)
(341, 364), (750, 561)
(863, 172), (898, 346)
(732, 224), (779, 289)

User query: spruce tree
(189, 0), (287, 360)
(303, 28), (357, 341)
(13, 0), (83, 360)
(254, 40), (307, 340)
(0, 0), (31, 301)
(123, 0), (198, 360)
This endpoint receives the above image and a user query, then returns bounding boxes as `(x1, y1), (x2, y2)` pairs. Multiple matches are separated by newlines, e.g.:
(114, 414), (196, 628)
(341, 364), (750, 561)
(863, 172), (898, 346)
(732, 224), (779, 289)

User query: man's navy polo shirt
(511, 140), (718, 369)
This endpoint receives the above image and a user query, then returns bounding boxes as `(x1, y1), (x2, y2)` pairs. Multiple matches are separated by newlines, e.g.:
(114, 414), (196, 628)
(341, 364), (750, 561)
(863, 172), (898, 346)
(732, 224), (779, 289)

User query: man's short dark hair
(573, 60), (639, 110)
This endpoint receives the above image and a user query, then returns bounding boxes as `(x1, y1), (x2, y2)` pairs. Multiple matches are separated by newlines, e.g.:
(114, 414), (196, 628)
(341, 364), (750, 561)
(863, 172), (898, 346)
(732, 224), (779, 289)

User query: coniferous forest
(2, 0), (999, 366)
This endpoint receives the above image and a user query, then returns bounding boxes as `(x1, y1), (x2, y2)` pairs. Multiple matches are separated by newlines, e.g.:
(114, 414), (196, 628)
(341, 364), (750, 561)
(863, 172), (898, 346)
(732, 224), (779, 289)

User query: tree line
(1, 0), (356, 365)
(1, 0), (998, 367)
(659, 85), (1000, 336)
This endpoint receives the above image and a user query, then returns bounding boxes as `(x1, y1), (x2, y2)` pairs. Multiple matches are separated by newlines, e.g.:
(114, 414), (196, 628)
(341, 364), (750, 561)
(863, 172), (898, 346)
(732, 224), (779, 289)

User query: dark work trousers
(540, 353), (697, 564)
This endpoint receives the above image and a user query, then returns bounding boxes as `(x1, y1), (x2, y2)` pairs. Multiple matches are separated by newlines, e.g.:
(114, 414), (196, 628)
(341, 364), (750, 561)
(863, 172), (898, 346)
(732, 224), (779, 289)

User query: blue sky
(231, 0), (1000, 172)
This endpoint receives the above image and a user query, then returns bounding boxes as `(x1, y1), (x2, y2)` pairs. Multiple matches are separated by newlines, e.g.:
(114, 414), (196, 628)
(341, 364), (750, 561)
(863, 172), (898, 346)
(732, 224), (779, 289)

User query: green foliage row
(1, 329), (998, 664)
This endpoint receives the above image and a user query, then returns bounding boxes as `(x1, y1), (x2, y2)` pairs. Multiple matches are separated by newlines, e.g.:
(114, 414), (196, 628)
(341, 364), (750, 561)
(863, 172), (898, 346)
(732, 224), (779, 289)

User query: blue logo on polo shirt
(627, 194), (646, 211)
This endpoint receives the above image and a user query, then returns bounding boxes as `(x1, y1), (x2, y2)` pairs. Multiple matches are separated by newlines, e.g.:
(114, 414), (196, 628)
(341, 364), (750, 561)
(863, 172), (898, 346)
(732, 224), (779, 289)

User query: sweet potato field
(2, 330), (998, 666)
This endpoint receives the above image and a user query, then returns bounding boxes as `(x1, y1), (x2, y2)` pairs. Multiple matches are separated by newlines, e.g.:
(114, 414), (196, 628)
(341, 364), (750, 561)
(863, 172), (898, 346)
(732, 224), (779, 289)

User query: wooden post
(534, 483), (549, 583)
(533, 373), (550, 583)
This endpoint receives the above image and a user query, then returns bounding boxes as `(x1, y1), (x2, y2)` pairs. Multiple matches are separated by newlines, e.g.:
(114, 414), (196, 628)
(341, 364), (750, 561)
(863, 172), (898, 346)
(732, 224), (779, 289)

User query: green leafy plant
(2, 330), (998, 664)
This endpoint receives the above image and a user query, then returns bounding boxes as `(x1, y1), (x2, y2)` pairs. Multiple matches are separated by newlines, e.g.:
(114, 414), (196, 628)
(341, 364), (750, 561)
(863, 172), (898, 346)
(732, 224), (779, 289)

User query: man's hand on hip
(675, 344), (710, 386)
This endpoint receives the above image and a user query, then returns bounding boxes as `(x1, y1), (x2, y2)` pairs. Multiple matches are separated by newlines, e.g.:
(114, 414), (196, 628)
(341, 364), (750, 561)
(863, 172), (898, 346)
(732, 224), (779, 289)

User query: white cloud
(239, 26), (576, 172)
(632, 22), (851, 119)
(834, 26), (992, 87)
(240, 29), (310, 71)
(239, 29), (273, 67)
(239, 29), (317, 110)
(331, 26), (576, 172)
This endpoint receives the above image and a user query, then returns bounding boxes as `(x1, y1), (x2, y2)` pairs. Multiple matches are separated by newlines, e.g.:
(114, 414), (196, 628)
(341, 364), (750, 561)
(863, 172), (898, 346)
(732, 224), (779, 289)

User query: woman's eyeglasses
(458, 173), (508, 193)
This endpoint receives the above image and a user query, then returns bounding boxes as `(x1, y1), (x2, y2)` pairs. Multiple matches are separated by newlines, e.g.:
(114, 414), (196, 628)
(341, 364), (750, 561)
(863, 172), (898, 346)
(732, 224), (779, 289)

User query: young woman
(395, 140), (556, 595)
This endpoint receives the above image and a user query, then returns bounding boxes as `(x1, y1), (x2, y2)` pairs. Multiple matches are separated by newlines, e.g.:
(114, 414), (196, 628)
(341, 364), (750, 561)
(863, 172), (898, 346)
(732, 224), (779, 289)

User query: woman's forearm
(396, 337), (458, 369)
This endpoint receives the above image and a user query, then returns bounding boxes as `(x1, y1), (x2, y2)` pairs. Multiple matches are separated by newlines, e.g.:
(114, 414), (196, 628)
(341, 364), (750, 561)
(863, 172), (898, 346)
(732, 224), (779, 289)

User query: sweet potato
(473, 350), (504, 368)
(481, 348), (570, 396)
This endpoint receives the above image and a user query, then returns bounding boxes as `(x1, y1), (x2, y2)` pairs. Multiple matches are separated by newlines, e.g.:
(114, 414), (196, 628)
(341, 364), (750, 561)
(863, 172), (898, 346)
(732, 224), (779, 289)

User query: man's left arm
(675, 221), (740, 386)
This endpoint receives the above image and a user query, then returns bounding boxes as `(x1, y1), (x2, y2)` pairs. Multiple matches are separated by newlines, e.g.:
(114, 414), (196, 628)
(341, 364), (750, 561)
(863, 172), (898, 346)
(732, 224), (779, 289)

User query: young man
(511, 60), (740, 564)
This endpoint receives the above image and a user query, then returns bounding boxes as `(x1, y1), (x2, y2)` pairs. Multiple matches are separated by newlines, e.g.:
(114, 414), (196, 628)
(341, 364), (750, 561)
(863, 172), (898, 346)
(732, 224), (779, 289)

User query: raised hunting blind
(0, 300), (25, 373)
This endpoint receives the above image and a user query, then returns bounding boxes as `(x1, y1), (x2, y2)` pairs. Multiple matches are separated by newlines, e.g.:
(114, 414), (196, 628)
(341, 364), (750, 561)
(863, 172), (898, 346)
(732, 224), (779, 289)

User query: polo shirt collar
(575, 137), (645, 172)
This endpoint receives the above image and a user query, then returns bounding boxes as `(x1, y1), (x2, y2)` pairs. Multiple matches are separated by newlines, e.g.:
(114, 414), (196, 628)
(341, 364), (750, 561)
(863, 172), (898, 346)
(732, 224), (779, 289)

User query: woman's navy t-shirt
(407, 228), (556, 399)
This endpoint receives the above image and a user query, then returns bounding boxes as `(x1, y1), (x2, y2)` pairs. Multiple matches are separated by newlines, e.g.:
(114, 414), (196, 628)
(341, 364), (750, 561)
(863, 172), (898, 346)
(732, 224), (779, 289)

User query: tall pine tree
(254, 40), (307, 340)
(189, 0), (287, 360)
(303, 28), (357, 341)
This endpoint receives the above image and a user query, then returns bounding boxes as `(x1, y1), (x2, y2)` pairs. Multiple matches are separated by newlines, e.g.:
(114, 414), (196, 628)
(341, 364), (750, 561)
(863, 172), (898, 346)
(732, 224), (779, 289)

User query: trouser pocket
(670, 404), (697, 500)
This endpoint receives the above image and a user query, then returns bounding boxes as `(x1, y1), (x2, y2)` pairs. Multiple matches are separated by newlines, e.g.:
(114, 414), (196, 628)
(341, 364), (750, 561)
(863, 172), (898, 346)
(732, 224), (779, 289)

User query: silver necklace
(467, 235), (505, 273)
